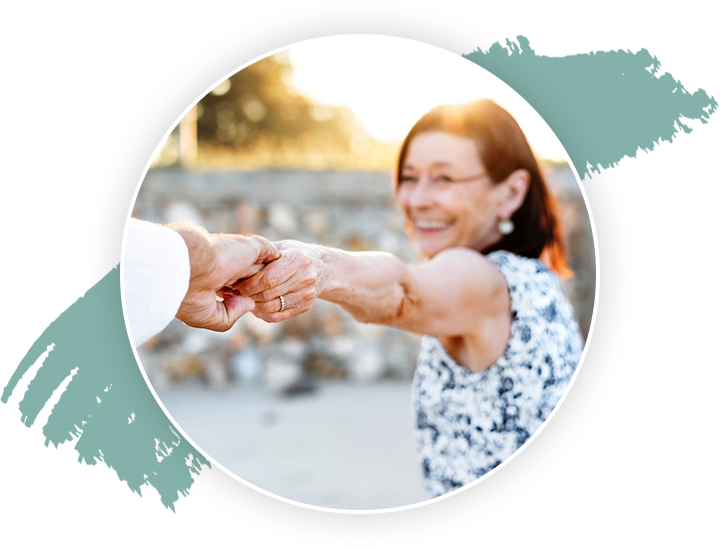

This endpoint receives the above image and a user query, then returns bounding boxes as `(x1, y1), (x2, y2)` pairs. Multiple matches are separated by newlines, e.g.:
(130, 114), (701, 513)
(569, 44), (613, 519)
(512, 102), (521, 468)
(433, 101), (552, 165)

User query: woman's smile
(414, 219), (453, 231)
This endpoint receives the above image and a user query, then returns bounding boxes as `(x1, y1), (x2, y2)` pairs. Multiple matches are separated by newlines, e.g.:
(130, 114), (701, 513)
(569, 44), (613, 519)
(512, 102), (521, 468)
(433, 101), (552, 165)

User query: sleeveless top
(412, 250), (584, 498)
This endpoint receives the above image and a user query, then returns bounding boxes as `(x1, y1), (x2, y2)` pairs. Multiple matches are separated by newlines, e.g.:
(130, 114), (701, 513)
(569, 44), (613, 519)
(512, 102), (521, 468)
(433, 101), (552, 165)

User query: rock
(232, 345), (263, 383)
(304, 352), (345, 378)
(316, 307), (345, 337)
(235, 201), (264, 234)
(344, 235), (374, 252)
(384, 336), (420, 378)
(282, 312), (315, 338)
(264, 354), (303, 394)
(347, 342), (385, 382)
(276, 338), (306, 361)
(229, 330), (251, 351)
(280, 378), (318, 397)
(267, 202), (297, 236)
(162, 354), (206, 380)
(204, 355), (229, 388)
(164, 201), (204, 226)
(327, 336), (357, 361)
(240, 313), (282, 345)
(301, 209), (329, 236)
(355, 322), (385, 341)
(180, 329), (228, 355)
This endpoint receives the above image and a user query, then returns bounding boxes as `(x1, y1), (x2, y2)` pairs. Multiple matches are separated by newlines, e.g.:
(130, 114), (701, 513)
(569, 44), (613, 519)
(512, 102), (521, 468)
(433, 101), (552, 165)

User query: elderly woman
(234, 99), (585, 498)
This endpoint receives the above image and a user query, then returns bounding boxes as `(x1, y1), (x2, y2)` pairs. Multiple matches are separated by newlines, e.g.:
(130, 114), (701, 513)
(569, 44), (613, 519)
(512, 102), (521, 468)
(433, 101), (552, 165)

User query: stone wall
(134, 167), (595, 392)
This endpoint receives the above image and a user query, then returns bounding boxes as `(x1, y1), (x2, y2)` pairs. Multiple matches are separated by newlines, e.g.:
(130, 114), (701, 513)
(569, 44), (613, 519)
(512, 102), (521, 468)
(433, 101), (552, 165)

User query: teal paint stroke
(0, 267), (307, 547)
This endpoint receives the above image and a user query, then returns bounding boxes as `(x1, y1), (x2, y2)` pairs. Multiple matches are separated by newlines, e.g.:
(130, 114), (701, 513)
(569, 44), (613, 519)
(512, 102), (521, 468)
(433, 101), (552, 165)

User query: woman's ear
(500, 168), (530, 217)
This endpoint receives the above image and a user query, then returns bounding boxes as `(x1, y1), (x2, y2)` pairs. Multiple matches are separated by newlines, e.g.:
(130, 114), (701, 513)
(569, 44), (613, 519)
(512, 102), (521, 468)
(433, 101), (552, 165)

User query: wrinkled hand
(232, 240), (322, 323)
(170, 222), (280, 331)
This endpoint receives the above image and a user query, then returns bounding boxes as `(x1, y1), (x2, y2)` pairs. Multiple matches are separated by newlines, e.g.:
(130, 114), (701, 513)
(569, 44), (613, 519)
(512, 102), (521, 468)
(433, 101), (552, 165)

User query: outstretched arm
(234, 240), (510, 339)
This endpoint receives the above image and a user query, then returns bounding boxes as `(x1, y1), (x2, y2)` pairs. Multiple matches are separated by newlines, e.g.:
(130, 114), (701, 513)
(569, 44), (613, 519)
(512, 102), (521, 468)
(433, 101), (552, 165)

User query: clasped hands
(170, 222), (320, 332)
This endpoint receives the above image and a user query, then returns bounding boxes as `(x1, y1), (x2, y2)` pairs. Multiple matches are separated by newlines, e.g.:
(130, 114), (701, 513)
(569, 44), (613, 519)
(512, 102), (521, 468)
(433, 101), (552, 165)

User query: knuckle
(263, 270), (280, 289)
(258, 290), (274, 302)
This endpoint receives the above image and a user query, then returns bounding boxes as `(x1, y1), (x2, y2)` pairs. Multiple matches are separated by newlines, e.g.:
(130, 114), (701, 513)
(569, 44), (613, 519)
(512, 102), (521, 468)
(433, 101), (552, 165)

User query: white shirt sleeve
(123, 218), (190, 346)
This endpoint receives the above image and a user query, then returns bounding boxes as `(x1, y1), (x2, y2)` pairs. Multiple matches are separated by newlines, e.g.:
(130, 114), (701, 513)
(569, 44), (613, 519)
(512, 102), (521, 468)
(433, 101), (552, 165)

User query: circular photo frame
(121, 34), (598, 512)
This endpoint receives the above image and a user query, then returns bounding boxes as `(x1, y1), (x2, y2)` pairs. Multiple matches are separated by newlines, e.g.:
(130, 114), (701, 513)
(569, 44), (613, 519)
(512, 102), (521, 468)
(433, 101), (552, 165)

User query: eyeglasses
(398, 172), (489, 185)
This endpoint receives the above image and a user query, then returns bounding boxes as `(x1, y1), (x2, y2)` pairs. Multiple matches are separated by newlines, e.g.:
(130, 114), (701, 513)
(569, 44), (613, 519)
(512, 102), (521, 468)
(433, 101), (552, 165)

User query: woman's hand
(232, 240), (323, 323)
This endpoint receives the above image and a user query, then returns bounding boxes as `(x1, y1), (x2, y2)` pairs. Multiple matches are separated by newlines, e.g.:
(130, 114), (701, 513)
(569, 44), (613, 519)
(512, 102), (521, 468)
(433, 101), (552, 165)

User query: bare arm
(235, 241), (509, 339)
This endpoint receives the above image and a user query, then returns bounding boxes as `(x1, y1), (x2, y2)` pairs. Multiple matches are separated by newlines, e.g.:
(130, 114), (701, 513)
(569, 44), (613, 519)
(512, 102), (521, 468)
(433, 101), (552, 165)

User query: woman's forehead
(404, 131), (482, 169)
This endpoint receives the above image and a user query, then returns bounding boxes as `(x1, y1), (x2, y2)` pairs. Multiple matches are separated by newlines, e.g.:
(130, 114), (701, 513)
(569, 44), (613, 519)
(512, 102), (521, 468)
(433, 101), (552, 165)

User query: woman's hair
(394, 99), (571, 277)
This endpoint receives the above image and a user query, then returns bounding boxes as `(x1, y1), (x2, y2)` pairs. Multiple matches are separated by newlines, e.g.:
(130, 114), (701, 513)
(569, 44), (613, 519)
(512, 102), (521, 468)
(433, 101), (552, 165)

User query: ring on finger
(279, 294), (286, 313)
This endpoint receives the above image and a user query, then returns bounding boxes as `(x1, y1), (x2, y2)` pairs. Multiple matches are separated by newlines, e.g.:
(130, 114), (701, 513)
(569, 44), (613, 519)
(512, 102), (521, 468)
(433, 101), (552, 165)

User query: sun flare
(287, 36), (567, 161)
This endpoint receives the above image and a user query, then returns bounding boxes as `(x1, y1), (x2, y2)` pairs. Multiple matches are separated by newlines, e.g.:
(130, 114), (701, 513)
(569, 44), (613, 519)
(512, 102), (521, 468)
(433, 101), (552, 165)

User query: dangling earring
(498, 217), (514, 235)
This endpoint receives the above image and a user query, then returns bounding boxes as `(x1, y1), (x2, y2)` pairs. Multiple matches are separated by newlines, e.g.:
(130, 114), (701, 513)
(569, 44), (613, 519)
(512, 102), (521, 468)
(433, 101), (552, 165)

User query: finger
(245, 274), (313, 303)
(218, 289), (236, 300)
(251, 292), (313, 322)
(252, 286), (315, 315)
(251, 306), (308, 323)
(211, 235), (278, 289)
(214, 294), (255, 330)
(234, 253), (299, 296)
(250, 235), (281, 264)
(272, 240), (293, 251)
(252, 294), (288, 315)
(227, 261), (266, 288)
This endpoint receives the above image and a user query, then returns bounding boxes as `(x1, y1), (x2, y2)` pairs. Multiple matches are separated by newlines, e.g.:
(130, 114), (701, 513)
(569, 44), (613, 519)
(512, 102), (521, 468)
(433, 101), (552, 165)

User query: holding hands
(231, 240), (324, 323)
(169, 222), (323, 332)
(169, 222), (282, 331)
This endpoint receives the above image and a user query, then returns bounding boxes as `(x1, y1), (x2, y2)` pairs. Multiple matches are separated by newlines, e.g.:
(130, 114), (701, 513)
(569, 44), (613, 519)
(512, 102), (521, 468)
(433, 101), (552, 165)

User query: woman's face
(396, 131), (507, 259)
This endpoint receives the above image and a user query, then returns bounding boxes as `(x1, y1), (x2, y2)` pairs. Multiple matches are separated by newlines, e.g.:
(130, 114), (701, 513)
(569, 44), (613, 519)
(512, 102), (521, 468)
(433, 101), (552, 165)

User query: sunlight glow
(287, 36), (567, 161)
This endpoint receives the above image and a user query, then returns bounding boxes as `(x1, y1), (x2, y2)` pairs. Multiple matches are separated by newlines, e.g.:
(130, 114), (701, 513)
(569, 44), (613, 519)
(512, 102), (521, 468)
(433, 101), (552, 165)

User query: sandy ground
(158, 379), (427, 510)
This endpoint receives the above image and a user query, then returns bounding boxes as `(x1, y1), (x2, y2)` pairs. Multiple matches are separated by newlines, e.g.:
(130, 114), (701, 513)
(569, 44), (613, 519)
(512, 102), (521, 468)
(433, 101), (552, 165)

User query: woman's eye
(399, 175), (418, 184)
(436, 175), (454, 183)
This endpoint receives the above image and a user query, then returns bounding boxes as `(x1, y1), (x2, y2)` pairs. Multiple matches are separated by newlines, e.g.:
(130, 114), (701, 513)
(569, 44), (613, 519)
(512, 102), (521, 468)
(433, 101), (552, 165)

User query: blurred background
(131, 36), (596, 510)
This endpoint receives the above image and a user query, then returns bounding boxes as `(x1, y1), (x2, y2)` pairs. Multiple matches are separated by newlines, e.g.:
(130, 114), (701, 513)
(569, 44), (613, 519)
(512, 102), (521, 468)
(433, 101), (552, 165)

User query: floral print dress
(413, 250), (585, 498)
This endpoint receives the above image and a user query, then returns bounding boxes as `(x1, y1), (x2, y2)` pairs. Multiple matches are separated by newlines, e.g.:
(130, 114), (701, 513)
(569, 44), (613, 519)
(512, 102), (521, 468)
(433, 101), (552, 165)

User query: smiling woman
(235, 98), (585, 499)
(397, 132), (521, 260)
(396, 100), (569, 274)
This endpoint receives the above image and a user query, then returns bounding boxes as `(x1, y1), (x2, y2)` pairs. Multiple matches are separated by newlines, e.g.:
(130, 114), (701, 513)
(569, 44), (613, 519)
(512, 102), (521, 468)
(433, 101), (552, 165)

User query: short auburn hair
(394, 99), (570, 277)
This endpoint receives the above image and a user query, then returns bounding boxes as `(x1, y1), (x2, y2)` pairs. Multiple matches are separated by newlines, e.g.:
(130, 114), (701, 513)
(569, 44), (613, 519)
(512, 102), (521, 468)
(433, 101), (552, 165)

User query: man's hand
(169, 222), (280, 331)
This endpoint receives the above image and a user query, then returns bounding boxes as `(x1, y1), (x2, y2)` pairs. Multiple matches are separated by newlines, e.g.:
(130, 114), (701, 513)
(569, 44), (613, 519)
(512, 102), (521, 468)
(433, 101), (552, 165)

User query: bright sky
(287, 35), (568, 161)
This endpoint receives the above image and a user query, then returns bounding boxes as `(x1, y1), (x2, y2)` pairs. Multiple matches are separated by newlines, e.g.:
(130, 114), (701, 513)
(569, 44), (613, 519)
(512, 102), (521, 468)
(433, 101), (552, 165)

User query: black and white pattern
(413, 250), (584, 498)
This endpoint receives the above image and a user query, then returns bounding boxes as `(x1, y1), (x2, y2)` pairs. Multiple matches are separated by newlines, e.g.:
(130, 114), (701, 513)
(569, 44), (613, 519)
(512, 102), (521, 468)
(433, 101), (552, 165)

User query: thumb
(251, 236), (281, 264)
(220, 294), (256, 328)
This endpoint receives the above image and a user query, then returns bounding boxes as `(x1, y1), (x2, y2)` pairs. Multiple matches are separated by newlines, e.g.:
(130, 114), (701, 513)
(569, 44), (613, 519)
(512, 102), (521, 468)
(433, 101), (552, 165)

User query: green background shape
(0, 35), (720, 546)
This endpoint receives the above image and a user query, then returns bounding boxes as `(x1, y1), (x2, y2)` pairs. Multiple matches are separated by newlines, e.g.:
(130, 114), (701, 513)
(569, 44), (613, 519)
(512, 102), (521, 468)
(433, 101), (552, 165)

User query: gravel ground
(158, 379), (427, 510)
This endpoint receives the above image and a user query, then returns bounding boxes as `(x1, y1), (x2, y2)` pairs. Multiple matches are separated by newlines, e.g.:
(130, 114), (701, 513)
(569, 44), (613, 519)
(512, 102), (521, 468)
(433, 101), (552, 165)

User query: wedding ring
(279, 295), (286, 313)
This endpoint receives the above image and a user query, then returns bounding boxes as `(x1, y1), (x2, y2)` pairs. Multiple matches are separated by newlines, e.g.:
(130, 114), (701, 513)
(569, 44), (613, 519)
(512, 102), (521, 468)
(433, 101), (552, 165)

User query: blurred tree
(195, 52), (366, 165)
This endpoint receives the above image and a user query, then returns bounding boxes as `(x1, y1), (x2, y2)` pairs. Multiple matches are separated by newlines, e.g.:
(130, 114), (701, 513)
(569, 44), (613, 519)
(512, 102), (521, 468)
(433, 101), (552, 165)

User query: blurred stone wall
(133, 167), (595, 392)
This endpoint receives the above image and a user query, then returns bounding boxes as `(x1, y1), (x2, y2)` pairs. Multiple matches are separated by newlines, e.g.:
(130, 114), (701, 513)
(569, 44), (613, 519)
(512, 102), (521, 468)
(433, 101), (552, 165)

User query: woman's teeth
(415, 220), (450, 229)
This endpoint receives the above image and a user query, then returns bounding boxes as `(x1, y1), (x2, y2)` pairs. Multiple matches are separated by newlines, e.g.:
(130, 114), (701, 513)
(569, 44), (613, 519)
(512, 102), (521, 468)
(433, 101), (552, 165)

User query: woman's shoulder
(486, 249), (548, 275)
(485, 250), (568, 317)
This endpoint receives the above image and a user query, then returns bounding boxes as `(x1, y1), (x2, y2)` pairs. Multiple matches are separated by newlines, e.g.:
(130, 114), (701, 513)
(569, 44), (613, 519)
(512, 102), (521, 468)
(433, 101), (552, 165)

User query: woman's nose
(408, 177), (436, 209)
